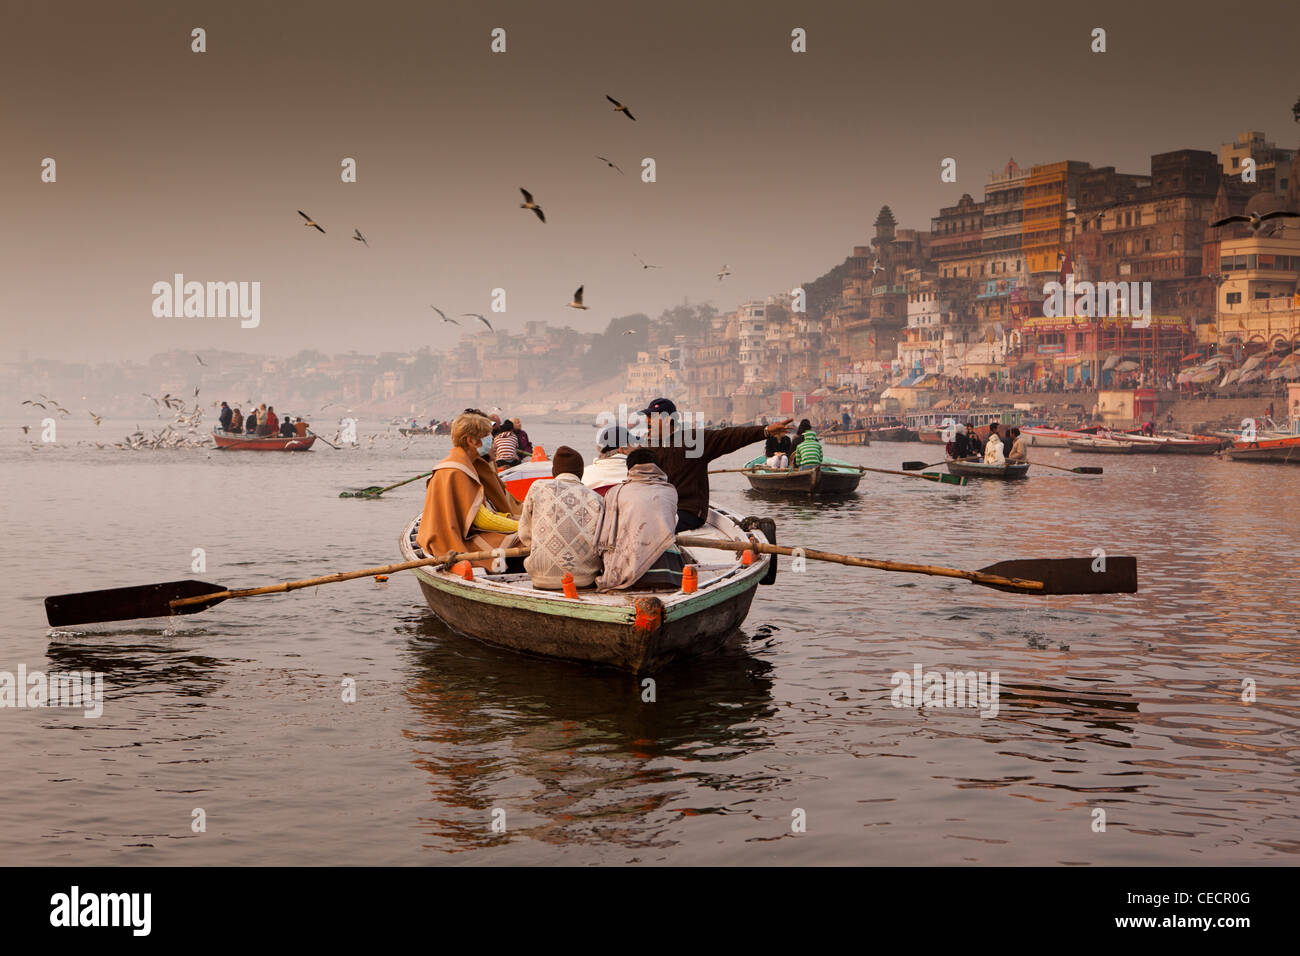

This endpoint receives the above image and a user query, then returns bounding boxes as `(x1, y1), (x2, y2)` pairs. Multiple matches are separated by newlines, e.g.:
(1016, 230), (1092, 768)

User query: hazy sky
(3, 0), (1298, 361)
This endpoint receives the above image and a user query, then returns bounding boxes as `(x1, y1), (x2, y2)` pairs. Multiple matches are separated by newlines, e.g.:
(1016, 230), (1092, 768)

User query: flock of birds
(291, 93), (735, 333)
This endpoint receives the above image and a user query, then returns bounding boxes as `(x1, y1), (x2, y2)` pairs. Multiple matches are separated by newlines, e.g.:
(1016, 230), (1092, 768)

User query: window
(1156, 236), (1163, 251)
(1145, 238), (1151, 252)
(1226, 292), (1242, 304)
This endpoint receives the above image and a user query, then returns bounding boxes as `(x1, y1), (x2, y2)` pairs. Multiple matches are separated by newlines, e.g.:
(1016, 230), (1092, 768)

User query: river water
(1, 419), (1297, 865)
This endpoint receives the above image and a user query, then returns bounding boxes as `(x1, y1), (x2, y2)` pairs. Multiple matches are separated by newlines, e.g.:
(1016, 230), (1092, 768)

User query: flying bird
(716, 264), (732, 281)
(567, 286), (589, 310)
(431, 306), (458, 325)
(20, 425), (30, 434)
(605, 95), (636, 121)
(298, 210), (326, 233)
(519, 188), (545, 223)
(871, 261), (883, 277)
(463, 313), (493, 330)
(353, 228), (368, 246)
(635, 253), (661, 270)
(194, 353), (206, 366)
(1211, 210), (1300, 232)
(21, 400), (46, 409)
(89, 411), (102, 425)
(622, 329), (638, 335)
(597, 155), (624, 174)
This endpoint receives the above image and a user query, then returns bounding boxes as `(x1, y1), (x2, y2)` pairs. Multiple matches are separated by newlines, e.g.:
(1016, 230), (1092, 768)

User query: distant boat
(739, 456), (864, 495)
(213, 430), (316, 451)
(945, 459), (1030, 480)
(1068, 437), (1135, 454)
(822, 428), (871, 446)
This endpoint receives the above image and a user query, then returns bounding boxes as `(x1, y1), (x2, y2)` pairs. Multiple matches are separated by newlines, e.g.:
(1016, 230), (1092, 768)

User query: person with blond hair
(417, 412), (523, 571)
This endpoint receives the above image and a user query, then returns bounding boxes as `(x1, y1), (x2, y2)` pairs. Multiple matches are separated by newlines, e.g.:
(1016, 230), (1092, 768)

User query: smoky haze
(2, 0), (1297, 361)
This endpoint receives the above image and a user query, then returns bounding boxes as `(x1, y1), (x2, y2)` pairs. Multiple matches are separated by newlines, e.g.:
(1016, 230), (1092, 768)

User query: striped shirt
(491, 431), (519, 463)
(793, 431), (823, 467)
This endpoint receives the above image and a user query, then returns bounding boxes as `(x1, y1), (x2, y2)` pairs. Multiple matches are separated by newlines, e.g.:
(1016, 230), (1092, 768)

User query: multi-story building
(1219, 131), (1295, 202)
(1213, 233), (1300, 355)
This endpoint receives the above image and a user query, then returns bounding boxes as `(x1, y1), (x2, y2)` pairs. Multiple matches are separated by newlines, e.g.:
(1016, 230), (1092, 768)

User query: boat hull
(1068, 439), (1134, 454)
(945, 460), (1030, 480)
(401, 508), (772, 672)
(741, 458), (863, 495)
(213, 431), (316, 451)
(822, 429), (871, 446)
(1226, 436), (1300, 464)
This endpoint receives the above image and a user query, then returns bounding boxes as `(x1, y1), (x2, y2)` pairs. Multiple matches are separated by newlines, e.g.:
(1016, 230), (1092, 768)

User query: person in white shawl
(594, 449), (684, 591)
(983, 429), (1005, 465)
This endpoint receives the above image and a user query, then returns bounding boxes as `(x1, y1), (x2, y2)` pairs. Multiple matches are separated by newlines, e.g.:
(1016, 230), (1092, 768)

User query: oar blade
(976, 557), (1137, 596)
(44, 580), (228, 627)
(339, 486), (383, 498)
(925, 472), (967, 486)
(1072, 466), (1103, 475)
(901, 461), (927, 471)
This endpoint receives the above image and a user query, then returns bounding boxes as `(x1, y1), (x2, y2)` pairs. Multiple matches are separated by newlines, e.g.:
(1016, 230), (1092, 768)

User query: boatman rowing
(638, 397), (793, 532)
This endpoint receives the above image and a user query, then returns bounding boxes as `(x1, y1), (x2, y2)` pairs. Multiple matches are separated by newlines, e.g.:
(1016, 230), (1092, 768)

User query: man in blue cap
(639, 397), (792, 532)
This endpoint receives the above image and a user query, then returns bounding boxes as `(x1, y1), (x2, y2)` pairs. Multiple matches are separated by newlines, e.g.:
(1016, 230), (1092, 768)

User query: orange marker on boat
(374, 575), (389, 582)
(561, 572), (578, 598)
(452, 560), (474, 580)
(681, 564), (698, 593)
(741, 549), (755, 566)
(531, 446), (546, 461)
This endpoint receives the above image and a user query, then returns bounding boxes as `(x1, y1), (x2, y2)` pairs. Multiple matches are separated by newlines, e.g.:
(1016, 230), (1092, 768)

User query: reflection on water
(1, 424), (1298, 863)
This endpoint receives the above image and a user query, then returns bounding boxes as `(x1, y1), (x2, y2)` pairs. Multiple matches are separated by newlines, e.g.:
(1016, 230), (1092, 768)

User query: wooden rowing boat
(821, 428), (872, 446)
(868, 425), (919, 442)
(399, 506), (775, 671)
(944, 459), (1030, 480)
(212, 429), (316, 451)
(1068, 437), (1135, 454)
(1225, 434), (1300, 464)
(739, 456), (864, 495)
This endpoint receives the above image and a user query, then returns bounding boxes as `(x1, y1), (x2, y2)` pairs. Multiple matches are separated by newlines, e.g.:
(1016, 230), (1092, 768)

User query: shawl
(594, 463), (678, 592)
(417, 445), (521, 569)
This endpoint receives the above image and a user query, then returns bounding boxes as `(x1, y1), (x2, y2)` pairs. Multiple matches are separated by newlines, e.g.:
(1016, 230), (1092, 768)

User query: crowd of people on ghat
(948, 421), (1026, 465)
(415, 398), (792, 594)
(217, 401), (309, 439)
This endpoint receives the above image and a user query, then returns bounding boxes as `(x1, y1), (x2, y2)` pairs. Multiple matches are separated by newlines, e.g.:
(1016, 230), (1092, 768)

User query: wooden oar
(44, 546), (529, 627)
(675, 537), (1137, 595)
(708, 465), (966, 486)
(902, 455), (977, 471)
(340, 471), (432, 498)
(308, 430), (341, 450)
(1028, 460), (1103, 475)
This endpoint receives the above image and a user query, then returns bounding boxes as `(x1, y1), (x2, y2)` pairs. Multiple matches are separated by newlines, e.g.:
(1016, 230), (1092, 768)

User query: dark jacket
(219, 406), (233, 430)
(764, 435), (791, 456)
(953, 432), (972, 458)
(652, 425), (766, 521)
(279, 420), (295, 437)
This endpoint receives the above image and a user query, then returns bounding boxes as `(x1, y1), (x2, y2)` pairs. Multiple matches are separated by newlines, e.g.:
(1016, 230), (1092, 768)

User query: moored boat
(399, 506), (775, 671)
(497, 458), (552, 500)
(1068, 437), (1135, 454)
(739, 456), (864, 495)
(1021, 425), (1098, 447)
(821, 428), (872, 446)
(213, 429), (316, 451)
(1225, 434), (1300, 464)
(868, 425), (919, 442)
(944, 459), (1030, 480)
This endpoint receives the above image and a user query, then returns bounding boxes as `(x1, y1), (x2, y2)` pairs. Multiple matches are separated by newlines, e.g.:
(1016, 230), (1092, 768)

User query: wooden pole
(169, 546), (531, 609)
(675, 536), (1044, 592)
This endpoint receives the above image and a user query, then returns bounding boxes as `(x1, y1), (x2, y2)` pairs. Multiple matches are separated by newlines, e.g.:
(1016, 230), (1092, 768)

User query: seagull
(89, 411), (102, 425)
(567, 286), (589, 310)
(716, 264), (732, 281)
(431, 306), (458, 325)
(298, 210), (326, 233)
(871, 261), (883, 277)
(54, 405), (70, 417)
(605, 95), (636, 121)
(353, 228), (368, 246)
(634, 253), (661, 270)
(463, 313), (493, 330)
(519, 188), (545, 223)
(1083, 205), (1115, 227)
(597, 155), (624, 174)
(21, 400), (46, 409)
(622, 329), (638, 335)
(194, 353), (206, 366)
(20, 425), (30, 434)
(659, 356), (672, 364)
(1211, 210), (1300, 232)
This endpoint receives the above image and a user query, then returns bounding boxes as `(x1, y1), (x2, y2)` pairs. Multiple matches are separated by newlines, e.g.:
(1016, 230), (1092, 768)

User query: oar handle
(377, 471), (433, 494)
(308, 430), (341, 450)
(169, 546), (532, 608)
(674, 536), (1044, 592)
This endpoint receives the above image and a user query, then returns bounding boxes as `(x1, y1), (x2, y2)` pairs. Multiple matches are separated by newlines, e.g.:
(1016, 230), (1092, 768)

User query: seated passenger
(793, 427), (823, 469)
(1005, 427), (1027, 463)
(764, 433), (791, 469)
(490, 420), (520, 468)
(279, 416), (296, 438)
(582, 425), (635, 495)
(594, 448), (684, 591)
(518, 446), (604, 590)
(984, 429), (1006, 464)
(951, 423), (972, 459)
(511, 418), (533, 456)
(417, 412), (523, 571)
(229, 406), (244, 433)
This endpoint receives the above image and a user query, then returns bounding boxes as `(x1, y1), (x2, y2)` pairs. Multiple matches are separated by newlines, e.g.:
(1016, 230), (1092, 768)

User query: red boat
(1226, 434), (1300, 464)
(213, 429), (316, 451)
